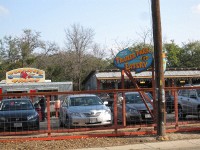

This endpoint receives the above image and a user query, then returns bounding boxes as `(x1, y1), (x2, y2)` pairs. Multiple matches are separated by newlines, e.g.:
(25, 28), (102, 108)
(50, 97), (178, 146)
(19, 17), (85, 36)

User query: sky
(0, 0), (200, 50)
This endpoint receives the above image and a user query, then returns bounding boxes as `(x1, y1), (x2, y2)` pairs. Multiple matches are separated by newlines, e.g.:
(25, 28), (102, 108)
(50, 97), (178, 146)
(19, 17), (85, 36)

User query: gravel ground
(1, 132), (200, 150)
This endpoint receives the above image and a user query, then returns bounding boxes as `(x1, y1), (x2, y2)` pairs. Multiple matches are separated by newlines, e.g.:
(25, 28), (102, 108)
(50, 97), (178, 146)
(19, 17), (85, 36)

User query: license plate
(145, 114), (151, 118)
(14, 123), (22, 127)
(89, 118), (97, 123)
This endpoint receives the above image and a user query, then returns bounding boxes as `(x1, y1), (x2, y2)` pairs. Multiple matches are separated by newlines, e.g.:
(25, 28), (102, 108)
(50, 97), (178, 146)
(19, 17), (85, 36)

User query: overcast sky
(1, 0), (200, 49)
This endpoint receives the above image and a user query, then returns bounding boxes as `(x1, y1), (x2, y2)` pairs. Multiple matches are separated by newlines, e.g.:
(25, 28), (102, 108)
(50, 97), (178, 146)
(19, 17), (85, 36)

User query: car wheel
(178, 106), (186, 120)
(35, 123), (40, 130)
(59, 117), (64, 127)
(198, 109), (200, 120)
(166, 106), (172, 114)
(64, 119), (71, 129)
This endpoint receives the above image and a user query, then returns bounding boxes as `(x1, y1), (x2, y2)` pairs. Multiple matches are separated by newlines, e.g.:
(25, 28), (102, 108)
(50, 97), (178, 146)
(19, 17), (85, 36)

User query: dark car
(165, 93), (175, 114)
(116, 92), (153, 123)
(0, 98), (40, 131)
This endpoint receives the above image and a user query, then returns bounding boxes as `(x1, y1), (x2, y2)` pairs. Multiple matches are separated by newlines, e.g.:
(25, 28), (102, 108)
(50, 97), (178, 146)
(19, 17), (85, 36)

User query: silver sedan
(59, 94), (112, 128)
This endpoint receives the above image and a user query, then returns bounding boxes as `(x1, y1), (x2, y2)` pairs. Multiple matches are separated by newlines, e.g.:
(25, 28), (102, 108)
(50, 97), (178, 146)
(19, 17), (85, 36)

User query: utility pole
(151, 0), (167, 139)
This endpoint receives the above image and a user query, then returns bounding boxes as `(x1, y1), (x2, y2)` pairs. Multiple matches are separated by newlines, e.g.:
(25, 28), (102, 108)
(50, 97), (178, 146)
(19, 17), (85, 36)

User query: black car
(165, 94), (175, 114)
(0, 98), (40, 131)
(116, 92), (153, 123)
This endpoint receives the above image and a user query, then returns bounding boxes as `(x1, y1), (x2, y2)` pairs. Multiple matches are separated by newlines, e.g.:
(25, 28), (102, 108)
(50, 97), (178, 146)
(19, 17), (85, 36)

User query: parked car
(0, 98), (40, 130)
(178, 85), (200, 119)
(59, 94), (112, 128)
(115, 92), (153, 123)
(165, 93), (175, 114)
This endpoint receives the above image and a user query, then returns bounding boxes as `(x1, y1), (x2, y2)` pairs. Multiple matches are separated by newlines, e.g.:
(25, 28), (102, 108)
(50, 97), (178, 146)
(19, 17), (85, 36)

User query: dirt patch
(1, 132), (200, 150)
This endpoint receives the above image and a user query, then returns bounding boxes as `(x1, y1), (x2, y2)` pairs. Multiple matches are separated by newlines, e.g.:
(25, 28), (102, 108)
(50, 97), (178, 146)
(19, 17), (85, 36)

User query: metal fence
(1, 86), (200, 142)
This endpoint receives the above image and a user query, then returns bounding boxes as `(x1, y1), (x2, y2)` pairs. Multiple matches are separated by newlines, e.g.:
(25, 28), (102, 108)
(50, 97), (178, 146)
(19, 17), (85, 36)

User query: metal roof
(96, 70), (200, 80)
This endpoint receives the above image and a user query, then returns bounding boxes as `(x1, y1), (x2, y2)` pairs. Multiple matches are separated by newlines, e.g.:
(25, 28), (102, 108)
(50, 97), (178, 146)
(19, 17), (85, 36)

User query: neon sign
(114, 48), (153, 73)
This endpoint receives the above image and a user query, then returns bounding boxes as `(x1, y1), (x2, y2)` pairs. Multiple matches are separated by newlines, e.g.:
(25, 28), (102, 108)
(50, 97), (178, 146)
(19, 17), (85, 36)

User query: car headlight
(27, 113), (38, 120)
(0, 117), (6, 121)
(69, 112), (81, 117)
(105, 109), (111, 114)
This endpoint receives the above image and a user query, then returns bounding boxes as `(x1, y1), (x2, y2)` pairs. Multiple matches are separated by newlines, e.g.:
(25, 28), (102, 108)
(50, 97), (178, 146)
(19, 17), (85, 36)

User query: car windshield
(125, 93), (150, 104)
(0, 99), (33, 111)
(69, 96), (103, 106)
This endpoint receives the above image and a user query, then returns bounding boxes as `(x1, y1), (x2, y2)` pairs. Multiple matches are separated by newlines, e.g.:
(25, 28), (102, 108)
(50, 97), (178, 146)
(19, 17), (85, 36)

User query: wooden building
(82, 68), (200, 90)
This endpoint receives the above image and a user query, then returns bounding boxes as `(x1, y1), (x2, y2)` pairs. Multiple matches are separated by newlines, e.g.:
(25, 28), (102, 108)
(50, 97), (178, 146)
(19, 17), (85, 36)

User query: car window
(125, 93), (144, 104)
(0, 100), (33, 111)
(179, 89), (189, 97)
(189, 90), (197, 99)
(69, 96), (103, 106)
(125, 93), (152, 104)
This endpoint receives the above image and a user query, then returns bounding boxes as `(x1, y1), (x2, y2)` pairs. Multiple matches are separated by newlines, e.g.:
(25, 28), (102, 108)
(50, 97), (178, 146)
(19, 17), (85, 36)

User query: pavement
(75, 138), (200, 150)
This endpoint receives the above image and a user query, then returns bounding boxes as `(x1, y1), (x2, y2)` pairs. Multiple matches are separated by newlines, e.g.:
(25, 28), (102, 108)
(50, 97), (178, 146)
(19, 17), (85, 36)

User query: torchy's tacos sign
(6, 68), (45, 83)
(114, 48), (153, 73)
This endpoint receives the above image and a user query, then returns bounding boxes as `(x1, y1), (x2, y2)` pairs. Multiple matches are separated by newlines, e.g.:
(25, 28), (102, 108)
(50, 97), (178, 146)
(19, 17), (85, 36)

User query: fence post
(113, 92), (118, 134)
(174, 89), (179, 129)
(46, 95), (51, 137)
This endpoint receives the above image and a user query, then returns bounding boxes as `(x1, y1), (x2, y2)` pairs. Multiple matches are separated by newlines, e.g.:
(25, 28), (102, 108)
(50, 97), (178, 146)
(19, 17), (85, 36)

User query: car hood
(0, 109), (37, 118)
(68, 105), (109, 113)
(126, 103), (153, 110)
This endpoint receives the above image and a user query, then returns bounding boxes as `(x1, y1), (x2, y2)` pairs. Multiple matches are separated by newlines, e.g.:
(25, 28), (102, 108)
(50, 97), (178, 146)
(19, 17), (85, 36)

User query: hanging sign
(6, 68), (45, 83)
(113, 48), (153, 73)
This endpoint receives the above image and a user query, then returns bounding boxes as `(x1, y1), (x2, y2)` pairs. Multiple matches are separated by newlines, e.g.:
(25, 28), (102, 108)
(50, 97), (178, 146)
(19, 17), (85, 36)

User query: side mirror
(103, 101), (108, 105)
(118, 97), (124, 103)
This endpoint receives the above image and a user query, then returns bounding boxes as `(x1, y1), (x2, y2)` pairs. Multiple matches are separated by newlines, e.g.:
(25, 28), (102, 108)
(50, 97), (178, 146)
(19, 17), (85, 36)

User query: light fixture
(140, 81), (145, 84)
(180, 80), (185, 83)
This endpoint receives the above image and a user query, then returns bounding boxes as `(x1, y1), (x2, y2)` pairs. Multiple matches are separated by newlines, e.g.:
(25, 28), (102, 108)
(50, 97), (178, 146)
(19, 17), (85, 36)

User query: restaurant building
(82, 68), (200, 90)
(0, 68), (73, 101)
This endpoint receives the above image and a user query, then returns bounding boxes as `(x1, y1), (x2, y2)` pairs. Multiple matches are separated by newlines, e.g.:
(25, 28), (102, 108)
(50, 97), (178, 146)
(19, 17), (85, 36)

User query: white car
(59, 94), (112, 128)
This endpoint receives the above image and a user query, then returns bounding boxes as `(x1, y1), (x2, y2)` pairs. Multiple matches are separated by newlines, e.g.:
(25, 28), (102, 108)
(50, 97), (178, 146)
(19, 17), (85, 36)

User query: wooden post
(121, 70), (126, 127)
(151, 0), (167, 139)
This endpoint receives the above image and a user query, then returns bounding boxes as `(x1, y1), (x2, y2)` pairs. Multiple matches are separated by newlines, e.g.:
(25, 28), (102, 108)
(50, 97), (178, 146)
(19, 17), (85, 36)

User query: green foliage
(163, 40), (181, 68)
(178, 41), (200, 68)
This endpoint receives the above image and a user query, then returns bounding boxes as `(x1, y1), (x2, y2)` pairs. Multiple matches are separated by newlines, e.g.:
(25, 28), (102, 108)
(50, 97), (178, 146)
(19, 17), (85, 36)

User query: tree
(163, 40), (181, 68)
(17, 29), (43, 67)
(179, 41), (200, 68)
(0, 36), (20, 63)
(65, 24), (94, 90)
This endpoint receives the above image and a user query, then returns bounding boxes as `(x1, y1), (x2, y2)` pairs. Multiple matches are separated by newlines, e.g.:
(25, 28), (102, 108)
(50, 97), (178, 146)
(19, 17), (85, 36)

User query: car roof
(67, 94), (98, 98)
(1, 98), (31, 102)
(125, 92), (150, 94)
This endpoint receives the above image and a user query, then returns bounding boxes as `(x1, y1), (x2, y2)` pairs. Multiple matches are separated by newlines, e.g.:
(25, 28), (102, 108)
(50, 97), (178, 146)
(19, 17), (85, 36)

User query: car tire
(166, 106), (172, 114)
(178, 106), (186, 120)
(198, 109), (200, 120)
(64, 120), (71, 129)
(35, 123), (40, 130)
(59, 117), (64, 127)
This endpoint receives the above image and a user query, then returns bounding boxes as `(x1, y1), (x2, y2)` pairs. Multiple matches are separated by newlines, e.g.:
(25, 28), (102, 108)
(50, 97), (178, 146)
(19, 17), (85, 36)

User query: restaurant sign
(6, 68), (45, 83)
(114, 48), (153, 73)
